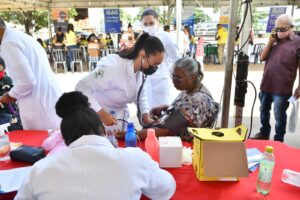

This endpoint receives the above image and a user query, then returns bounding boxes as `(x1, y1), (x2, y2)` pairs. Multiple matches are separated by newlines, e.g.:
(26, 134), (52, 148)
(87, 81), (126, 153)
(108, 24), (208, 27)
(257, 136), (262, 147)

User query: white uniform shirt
(0, 28), (62, 130)
(15, 135), (176, 200)
(145, 30), (180, 109)
(76, 54), (149, 114)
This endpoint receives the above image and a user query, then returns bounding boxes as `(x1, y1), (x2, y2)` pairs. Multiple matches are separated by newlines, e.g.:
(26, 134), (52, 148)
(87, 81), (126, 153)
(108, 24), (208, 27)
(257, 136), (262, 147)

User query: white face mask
(143, 26), (158, 36)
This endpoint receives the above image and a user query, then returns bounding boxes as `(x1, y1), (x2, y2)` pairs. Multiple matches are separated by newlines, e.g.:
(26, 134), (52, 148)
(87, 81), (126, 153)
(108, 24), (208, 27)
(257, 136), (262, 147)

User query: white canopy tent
(1, 0), (300, 10)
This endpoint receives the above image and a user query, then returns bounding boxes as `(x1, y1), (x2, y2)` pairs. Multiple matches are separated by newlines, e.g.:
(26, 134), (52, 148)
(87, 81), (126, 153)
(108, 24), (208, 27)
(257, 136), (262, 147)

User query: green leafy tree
(194, 8), (211, 24)
(68, 8), (78, 19)
(120, 8), (132, 23)
(252, 8), (269, 32)
(0, 10), (48, 35)
(0, 8), (77, 35)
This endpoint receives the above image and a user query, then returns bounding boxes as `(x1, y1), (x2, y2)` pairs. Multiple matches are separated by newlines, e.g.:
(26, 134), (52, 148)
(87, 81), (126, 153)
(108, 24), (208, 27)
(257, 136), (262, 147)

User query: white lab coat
(0, 28), (62, 130)
(145, 30), (181, 109)
(15, 135), (176, 200)
(76, 54), (149, 130)
(170, 30), (190, 56)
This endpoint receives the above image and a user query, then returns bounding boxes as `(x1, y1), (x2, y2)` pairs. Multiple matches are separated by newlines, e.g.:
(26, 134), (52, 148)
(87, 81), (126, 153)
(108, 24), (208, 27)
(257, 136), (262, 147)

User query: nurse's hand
(150, 105), (169, 119)
(142, 113), (155, 125)
(98, 109), (117, 126)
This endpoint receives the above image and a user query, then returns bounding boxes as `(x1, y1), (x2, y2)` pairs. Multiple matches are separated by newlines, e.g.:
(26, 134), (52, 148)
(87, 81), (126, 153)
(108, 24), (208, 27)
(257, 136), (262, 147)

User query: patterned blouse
(166, 90), (220, 141)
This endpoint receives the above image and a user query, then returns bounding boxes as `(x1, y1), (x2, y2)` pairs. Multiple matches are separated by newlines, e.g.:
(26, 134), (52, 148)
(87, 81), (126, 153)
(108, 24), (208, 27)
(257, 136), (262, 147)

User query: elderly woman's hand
(115, 131), (126, 139)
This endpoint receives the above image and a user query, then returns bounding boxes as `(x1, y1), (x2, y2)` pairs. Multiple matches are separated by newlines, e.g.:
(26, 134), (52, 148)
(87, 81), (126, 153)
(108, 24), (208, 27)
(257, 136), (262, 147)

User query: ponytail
(118, 33), (164, 59)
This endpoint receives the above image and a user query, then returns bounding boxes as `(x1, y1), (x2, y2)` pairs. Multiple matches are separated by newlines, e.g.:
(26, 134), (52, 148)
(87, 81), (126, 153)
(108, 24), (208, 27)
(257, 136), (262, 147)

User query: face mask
(142, 66), (158, 75)
(143, 26), (158, 36)
(0, 71), (5, 79)
(277, 31), (290, 39)
(140, 59), (158, 75)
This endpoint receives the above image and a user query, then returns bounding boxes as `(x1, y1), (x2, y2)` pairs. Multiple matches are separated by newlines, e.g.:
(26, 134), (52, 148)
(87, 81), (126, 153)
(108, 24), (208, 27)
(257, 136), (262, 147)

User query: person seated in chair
(0, 56), (22, 130)
(117, 57), (220, 142)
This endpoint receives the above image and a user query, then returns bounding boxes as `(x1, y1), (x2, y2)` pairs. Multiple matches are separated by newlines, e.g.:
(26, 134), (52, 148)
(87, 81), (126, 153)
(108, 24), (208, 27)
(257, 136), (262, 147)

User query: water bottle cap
(265, 146), (273, 153)
(147, 129), (156, 138)
(127, 122), (134, 129)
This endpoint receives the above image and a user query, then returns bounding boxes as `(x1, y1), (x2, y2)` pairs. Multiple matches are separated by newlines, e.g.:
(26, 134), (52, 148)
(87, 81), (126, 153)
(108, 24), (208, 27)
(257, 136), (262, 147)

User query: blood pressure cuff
(161, 109), (189, 135)
(9, 145), (45, 164)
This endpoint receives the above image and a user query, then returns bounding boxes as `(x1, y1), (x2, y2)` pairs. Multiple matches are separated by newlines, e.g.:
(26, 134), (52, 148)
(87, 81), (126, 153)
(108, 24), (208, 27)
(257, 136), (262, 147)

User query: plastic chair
(100, 48), (117, 58)
(88, 48), (100, 72)
(70, 48), (83, 73)
(204, 44), (218, 64)
(80, 45), (88, 62)
(52, 49), (67, 73)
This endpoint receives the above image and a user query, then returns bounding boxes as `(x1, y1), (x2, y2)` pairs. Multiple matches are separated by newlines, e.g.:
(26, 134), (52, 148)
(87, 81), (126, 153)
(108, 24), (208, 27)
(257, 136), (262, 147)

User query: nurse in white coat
(141, 8), (181, 109)
(0, 18), (62, 130)
(15, 91), (176, 200)
(76, 33), (165, 127)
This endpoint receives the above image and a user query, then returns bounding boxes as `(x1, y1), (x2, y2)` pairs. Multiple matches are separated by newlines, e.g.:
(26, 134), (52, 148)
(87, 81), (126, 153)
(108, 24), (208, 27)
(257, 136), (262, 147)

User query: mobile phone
(271, 29), (278, 40)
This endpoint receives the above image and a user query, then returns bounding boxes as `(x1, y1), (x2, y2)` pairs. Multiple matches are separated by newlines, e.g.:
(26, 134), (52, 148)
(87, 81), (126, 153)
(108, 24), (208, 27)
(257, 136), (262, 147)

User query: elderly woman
(135, 57), (219, 141)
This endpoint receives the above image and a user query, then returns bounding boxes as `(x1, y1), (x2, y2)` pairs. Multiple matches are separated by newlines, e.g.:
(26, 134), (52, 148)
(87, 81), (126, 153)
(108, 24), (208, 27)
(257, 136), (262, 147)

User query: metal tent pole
(221, 0), (239, 127)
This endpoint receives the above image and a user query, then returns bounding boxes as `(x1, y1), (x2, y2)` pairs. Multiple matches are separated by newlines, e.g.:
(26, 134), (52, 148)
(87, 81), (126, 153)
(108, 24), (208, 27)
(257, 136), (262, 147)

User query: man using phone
(252, 14), (300, 142)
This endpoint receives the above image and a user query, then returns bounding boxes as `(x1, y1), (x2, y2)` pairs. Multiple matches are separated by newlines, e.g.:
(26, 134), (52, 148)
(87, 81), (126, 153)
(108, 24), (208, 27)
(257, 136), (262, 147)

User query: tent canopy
(1, 0), (300, 11)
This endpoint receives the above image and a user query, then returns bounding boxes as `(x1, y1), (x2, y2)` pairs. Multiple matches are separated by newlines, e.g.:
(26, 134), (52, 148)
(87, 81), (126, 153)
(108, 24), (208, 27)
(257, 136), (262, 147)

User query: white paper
(0, 166), (32, 193)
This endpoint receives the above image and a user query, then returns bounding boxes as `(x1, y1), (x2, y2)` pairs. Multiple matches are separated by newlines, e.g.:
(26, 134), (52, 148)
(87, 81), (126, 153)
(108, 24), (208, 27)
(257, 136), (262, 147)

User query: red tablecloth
(1, 131), (300, 200)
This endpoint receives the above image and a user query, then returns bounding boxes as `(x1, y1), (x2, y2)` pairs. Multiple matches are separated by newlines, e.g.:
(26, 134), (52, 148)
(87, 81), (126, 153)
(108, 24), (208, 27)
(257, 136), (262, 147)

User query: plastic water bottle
(0, 123), (11, 161)
(145, 129), (159, 162)
(281, 169), (300, 187)
(256, 146), (275, 195)
(125, 122), (137, 147)
(107, 111), (118, 147)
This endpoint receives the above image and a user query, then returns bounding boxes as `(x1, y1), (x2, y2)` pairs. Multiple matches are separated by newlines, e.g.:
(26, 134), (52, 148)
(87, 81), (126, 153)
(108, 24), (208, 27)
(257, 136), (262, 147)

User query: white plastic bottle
(281, 169), (300, 187)
(256, 146), (275, 195)
(107, 111), (118, 147)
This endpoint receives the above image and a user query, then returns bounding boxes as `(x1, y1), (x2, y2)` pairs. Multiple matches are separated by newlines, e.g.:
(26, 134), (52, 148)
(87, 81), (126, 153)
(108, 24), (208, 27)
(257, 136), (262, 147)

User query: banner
(219, 6), (229, 29)
(52, 9), (68, 32)
(182, 14), (195, 36)
(104, 9), (121, 33)
(173, 14), (195, 35)
(266, 7), (286, 33)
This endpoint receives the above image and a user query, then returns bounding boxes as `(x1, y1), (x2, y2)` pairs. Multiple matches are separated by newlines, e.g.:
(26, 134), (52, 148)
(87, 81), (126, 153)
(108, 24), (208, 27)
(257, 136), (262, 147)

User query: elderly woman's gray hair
(0, 17), (6, 28)
(173, 57), (203, 80)
(276, 14), (294, 26)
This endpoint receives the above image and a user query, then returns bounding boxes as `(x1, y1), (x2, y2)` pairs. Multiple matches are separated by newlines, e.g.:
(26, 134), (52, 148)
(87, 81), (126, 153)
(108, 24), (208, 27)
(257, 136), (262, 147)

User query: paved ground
(54, 61), (300, 149)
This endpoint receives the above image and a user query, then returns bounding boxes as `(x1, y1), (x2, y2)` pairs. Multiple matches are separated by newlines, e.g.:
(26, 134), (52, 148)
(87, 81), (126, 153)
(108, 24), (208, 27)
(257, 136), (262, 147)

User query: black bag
(9, 145), (45, 164)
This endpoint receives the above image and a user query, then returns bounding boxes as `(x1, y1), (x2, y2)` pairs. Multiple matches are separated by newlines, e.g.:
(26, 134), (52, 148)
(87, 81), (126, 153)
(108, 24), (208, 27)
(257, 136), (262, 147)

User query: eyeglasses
(143, 21), (155, 27)
(274, 27), (290, 32)
(171, 74), (184, 82)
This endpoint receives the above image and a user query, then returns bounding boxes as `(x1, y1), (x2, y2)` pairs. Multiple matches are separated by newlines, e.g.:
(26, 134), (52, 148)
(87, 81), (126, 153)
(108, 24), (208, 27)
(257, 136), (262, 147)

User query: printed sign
(52, 9), (69, 32)
(104, 9), (121, 33)
(266, 7), (286, 33)
(219, 6), (229, 29)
